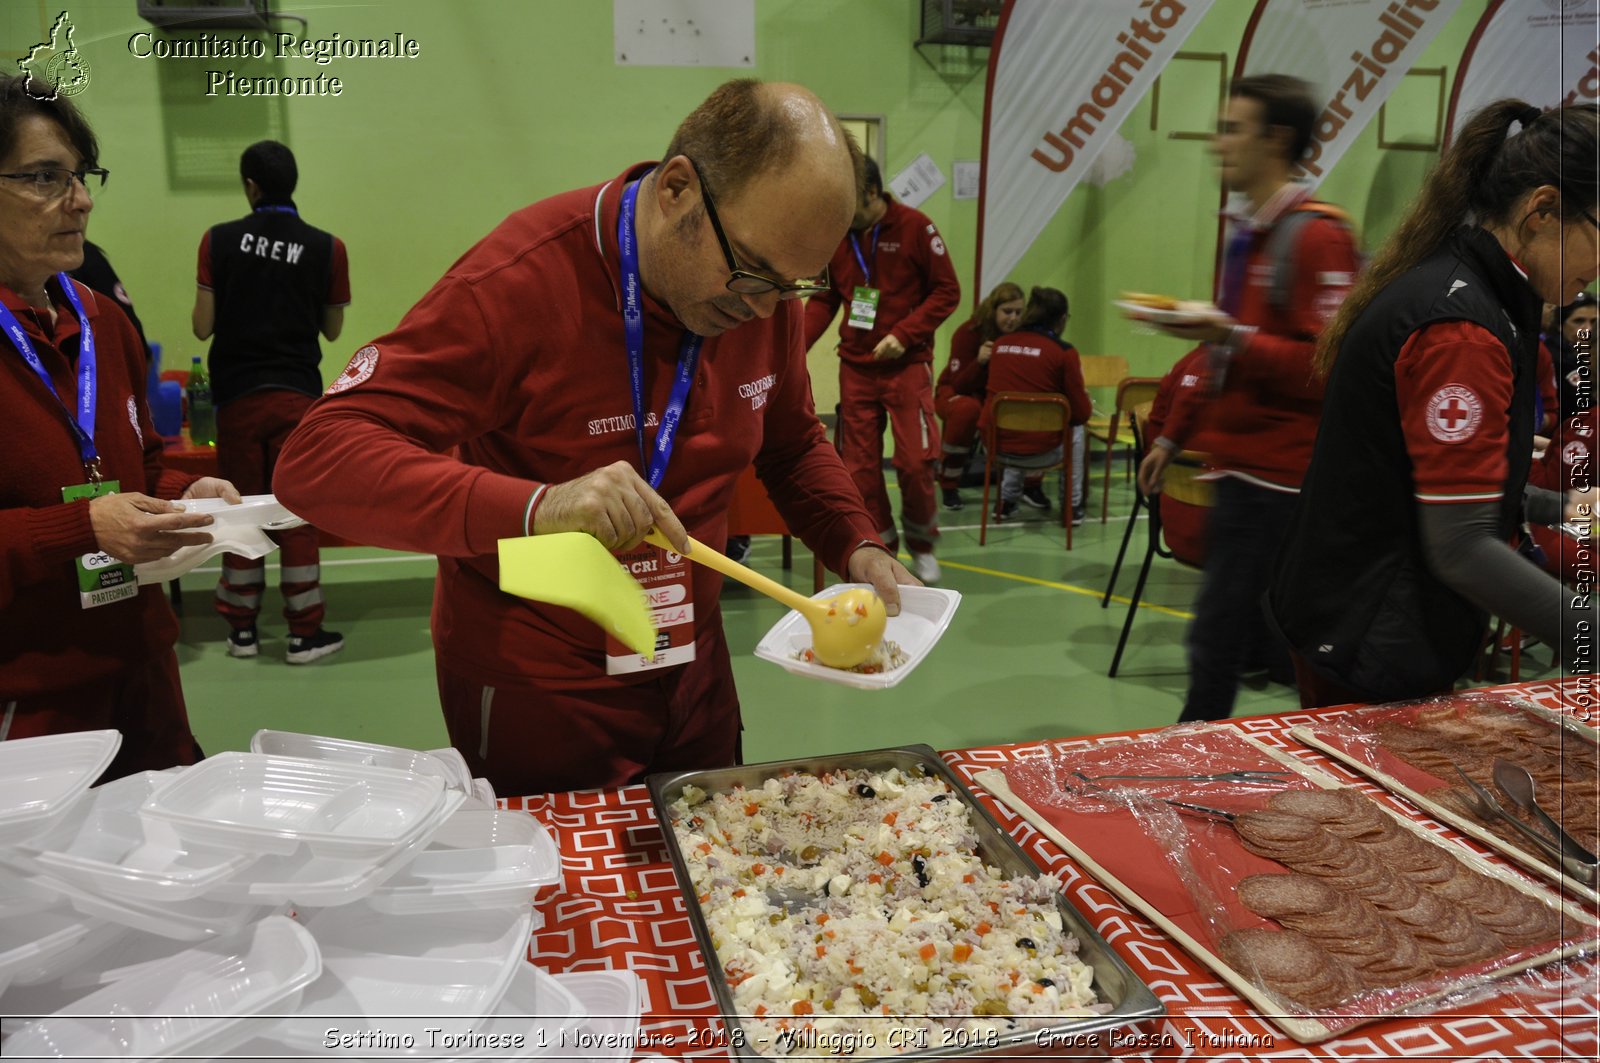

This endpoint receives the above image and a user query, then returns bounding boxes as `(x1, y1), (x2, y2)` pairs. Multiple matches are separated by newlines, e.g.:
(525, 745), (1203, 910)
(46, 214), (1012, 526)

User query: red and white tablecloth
(506, 678), (1600, 1061)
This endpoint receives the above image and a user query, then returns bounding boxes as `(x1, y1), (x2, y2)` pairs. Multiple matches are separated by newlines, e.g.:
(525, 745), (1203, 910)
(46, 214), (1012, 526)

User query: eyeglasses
(0, 167), (108, 200)
(686, 158), (829, 300)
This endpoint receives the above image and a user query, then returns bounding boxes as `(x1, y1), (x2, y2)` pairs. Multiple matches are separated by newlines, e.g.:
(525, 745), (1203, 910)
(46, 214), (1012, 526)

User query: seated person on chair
(982, 287), (1090, 521)
(935, 281), (1022, 512)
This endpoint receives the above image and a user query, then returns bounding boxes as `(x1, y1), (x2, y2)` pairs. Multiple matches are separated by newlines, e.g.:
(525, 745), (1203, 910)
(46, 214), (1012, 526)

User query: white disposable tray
(0, 730), (120, 846)
(753, 584), (961, 689)
(426, 746), (477, 791)
(140, 752), (448, 858)
(250, 904), (535, 1052)
(2, 915), (320, 1060)
(252, 730), (470, 792)
(37, 868), (267, 941)
(366, 808), (560, 915)
(176, 493), (304, 528)
(203, 788), (467, 908)
(553, 970), (643, 1062)
(22, 770), (256, 902)
(0, 895), (98, 993)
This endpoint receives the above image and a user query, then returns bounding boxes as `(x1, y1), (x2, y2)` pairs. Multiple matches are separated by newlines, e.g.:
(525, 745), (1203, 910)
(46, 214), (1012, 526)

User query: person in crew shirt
(194, 141), (350, 665)
(1268, 101), (1600, 706)
(1135, 75), (1359, 723)
(935, 281), (1022, 512)
(981, 287), (1090, 520)
(275, 80), (912, 797)
(803, 158), (961, 584)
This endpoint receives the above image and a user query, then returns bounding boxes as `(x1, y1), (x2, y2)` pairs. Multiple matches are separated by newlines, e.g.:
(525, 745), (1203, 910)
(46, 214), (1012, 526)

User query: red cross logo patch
(327, 345), (379, 394)
(1563, 440), (1589, 466)
(1425, 384), (1482, 443)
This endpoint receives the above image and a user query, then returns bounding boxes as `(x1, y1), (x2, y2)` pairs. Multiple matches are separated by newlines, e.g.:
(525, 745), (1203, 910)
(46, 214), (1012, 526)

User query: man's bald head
(660, 79), (859, 228)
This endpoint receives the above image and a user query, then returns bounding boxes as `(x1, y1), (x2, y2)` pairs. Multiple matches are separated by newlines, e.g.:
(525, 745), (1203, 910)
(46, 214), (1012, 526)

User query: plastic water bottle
(187, 356), (216, 447)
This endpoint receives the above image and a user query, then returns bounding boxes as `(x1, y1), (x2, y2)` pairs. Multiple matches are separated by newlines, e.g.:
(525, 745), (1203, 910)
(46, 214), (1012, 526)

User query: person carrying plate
(275, 80), (913, 796)
(1134, 74), (1360, 723)
(0, 74), (240, 776)
(1269, 102), (1600, 706)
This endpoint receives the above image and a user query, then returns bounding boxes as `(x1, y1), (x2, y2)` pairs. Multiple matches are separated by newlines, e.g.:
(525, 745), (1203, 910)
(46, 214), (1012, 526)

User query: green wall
(3, 0), (1489, 408)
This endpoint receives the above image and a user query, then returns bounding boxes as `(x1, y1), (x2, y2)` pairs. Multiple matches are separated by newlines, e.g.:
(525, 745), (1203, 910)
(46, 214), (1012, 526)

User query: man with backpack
(1135, 74), (1360, 723)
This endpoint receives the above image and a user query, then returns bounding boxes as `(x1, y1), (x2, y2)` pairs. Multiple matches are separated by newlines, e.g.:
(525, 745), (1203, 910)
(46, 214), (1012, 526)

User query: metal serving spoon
(1490, 758), (1599, 883)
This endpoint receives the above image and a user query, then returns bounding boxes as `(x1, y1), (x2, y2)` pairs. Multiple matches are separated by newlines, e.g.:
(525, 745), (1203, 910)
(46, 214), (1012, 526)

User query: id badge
(62, 480), (138, 609)
(605, 543), (696, 674)
(847, 286), (880, 330)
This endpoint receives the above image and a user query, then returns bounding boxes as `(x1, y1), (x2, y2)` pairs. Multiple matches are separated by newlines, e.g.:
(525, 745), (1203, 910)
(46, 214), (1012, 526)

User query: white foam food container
(176, 492), (304, 528)
(0, 730), (121, 846)
(551, 970), (643, 1062)
(247, 904), (535, 1053)
(21, 770), (256, 902)
(252, 730), (470, 793)
(2, 914), (320, 1060)
(753, 585), (962, 690)
(202, 787), (467, 908)
(365, 808), (560, 915)
(139, 752), (449, 858)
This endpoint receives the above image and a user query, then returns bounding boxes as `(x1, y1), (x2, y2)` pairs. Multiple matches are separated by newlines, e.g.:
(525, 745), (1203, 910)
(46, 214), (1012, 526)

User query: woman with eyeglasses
(1268, 101), (1600, 707)
(0, 73), (239, 775)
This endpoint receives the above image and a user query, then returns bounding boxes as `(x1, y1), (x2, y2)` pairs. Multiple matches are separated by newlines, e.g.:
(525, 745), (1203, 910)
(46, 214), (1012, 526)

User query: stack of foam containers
(0, 729), (647, 1061)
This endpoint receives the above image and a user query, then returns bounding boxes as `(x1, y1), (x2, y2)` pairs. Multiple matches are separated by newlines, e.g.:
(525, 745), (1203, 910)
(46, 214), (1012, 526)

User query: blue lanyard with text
(618, 178), (702, 489)
(254, 205), (298, 216)
(0, 274), (99, 476)
(849, 224), (879, 286)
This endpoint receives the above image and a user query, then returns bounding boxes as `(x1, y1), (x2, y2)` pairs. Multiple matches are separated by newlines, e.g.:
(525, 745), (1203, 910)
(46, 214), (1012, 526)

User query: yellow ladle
(643, 529), (887, 669)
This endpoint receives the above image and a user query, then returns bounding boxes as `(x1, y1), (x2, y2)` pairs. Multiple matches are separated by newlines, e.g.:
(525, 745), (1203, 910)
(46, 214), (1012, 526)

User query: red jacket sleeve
(274, 276), (539, 558)
(1153, 347), (1210, 449)
(801, 243), (849, 350)
(755, 312), (883, 573)
(1229, 215), (1358, 401)
(941, 323), (987, 395)
(889, 222), (961, 352)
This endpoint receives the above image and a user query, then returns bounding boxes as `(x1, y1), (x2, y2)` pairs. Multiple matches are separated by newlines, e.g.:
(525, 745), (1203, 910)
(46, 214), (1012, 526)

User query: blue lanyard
(618, 178), (702, 490)
(254, 204), (298, 215)
(0, 274), (99, 476)
(849, 224), (879, 286)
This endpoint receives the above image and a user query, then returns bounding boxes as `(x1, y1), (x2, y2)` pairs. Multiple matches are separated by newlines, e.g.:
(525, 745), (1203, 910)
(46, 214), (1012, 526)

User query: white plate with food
(753, 585), (960, 690)
(1114, 294), (1222, 326)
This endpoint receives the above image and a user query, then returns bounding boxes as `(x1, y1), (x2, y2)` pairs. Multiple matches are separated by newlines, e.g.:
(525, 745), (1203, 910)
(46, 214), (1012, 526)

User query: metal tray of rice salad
(648, 744), (1164, 1060)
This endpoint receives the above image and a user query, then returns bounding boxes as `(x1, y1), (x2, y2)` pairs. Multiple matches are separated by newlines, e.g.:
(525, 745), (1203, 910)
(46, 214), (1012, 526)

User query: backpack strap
(1263, 202), (1354, 313)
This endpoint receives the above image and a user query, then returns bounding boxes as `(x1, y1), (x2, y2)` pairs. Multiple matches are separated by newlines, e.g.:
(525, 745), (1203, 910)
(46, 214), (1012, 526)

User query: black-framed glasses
(686, 157), (829, 300)
(0, 167), (108, 200)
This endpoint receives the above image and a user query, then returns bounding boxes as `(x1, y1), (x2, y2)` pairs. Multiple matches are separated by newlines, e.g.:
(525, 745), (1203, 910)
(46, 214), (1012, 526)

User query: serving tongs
(1453, 763), (1598, 884)
(1064, 774), (1239, 822)
(1072, 770), (1293, 785)
(1491, 758), (1599, 883)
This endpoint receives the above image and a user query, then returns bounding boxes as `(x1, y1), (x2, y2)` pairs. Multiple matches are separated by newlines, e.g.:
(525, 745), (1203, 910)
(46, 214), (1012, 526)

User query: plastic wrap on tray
(995, 726), (1597, 1041)
(1285, 691), (1599, 898)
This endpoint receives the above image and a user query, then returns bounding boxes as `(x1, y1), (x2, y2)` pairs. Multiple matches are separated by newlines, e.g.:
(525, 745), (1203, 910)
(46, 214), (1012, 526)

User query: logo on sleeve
(1425, 384), (1483, 443)
(126, 395), (142, 446)
(327, 345), (379, 394)
(930, 236), (946, 256)
(1563, 440), (1589, 466)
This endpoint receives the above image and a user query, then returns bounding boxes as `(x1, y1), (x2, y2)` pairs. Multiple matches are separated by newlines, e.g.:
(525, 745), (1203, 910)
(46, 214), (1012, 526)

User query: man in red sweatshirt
(803, 159), (961, 584)
(275, 80), (911, 796)
(1135, 74), (1359, 723)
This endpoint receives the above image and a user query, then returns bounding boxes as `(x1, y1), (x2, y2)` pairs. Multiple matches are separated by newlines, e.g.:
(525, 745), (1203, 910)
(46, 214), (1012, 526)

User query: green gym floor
(171, 471), (1555, 774)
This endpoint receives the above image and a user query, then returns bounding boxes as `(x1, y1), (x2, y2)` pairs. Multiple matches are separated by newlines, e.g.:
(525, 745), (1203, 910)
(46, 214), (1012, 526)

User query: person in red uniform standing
(194, 141), (351, 665)
(1135, 75), (1360, 722)
(936, 281), (1022, 512)
(275, 80), (913, 797)
(981, 287), (1091, 519)
(0, 74), (238, 777)
(803, 159), (961, 584)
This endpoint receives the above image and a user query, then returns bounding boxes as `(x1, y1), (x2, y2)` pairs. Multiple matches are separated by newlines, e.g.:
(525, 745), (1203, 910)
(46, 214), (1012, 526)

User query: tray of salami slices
(974, 725), (1596, 1044)
(1287, 692), (1600, 904)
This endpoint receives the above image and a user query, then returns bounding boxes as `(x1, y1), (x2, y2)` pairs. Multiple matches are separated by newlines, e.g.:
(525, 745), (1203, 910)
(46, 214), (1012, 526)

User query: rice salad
(796, 640), (909, 674)
(669, 767), (1104, 1056)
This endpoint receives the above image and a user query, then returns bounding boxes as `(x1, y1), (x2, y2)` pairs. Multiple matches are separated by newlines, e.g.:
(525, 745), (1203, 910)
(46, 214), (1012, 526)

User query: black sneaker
(1021, 485), (1050, 510)
(726, 535), (752, 563)
(287, 628), (344, 665)
(941, 488), (964, 511)
(993, 499), (1018, 522)
(226, 627), (259, 658)
(1071, 504), (1087, 526)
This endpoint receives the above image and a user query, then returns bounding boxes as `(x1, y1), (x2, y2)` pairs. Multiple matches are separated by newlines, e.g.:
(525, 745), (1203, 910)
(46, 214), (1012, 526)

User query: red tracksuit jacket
(275, 164), (878, 688)
(1, 279), (195, 697)
(801, 199), (961, 368)
(983, 329), (1092, 456)
(936, 321), (989, 399)
(1162, 208), (1359, 489)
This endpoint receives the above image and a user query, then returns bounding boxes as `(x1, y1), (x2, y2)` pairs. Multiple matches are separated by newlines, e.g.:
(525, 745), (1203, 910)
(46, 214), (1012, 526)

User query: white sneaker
(910, 551), (940, 585)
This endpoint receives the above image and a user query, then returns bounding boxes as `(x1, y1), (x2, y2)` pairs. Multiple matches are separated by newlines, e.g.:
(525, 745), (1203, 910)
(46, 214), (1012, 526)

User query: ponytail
(1316, 101), (1600, 376)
